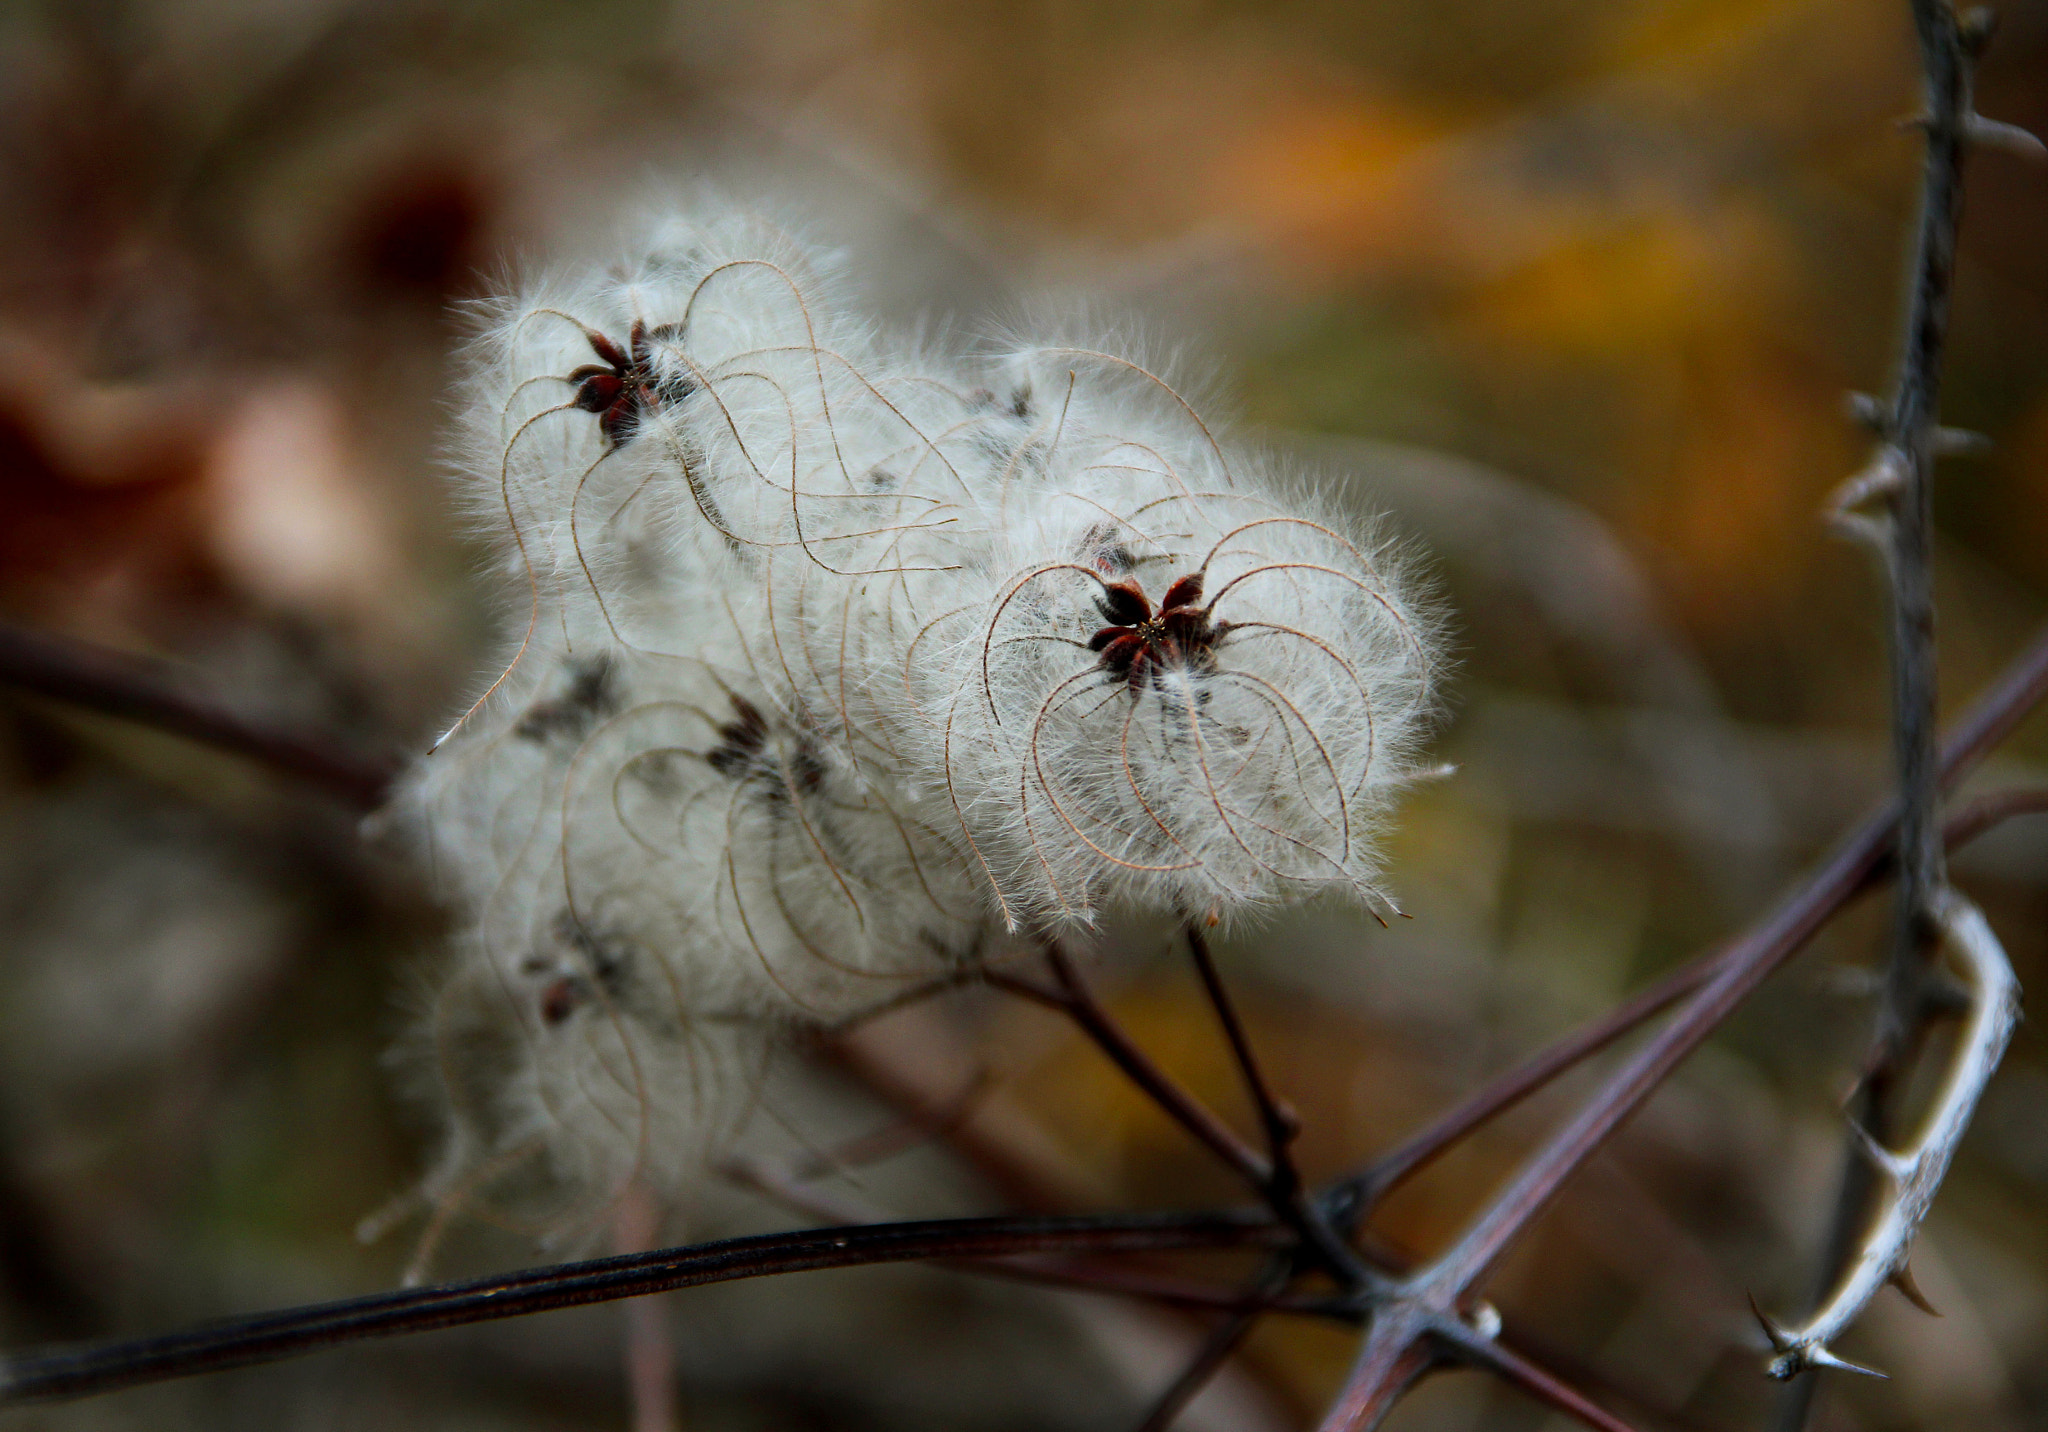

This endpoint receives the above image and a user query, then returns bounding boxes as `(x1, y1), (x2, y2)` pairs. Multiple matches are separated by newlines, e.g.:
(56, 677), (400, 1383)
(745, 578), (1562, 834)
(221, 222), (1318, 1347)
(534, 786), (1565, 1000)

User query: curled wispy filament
(396, 199), (1439, 1241)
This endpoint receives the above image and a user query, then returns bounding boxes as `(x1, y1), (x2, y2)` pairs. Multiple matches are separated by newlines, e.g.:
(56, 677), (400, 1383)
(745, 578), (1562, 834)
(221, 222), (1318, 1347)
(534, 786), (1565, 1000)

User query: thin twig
(989, 953), (1273, 1192)
(724, 1157), (1306, 1315)
(822, 1008), (1334, 1425)
(612, 1182), (679, 1432)
(1184, 925), (1300, 1170)
(1937, 785), (2048, 851)
(1130, 1259), (1289, 1432)
(0, 1209), (1285, 1404)
(1334, 962), (1710, 1216)
(1446, 1330), (1644, 1432)
(996, 945), (1369, 1287)
(1184, 924), (1370, 1284)
(0, 622), (397, 808)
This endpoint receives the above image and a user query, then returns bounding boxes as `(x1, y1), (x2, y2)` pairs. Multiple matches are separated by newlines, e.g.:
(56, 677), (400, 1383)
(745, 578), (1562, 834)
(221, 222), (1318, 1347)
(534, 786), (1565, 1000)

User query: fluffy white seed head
(889, 349), (1439, 929)
(396, 198), (1440, 1234)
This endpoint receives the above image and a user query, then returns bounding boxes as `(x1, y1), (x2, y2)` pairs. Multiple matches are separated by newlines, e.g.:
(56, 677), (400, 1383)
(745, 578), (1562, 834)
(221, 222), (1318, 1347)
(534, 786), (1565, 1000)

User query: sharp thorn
(1807, 1345), (1889, 1379)
(1967, 115), (2047, 159)
(1958, 7), (1998, 53)
(1890, 1262), (1941, 1317)
(1827, 509), (1891, 551)
(1850, 451), (1905, 502)
(1918, 969), (1975, 1019)
(1846, 1119), (1910, 1181)
(1934, 426), (1993, 456)
(1845, 392), (1887, 431)
(1825, 452), (1904, 532)
(1846, 1117), (1886, 1163)
(1748, 1293), (1792, 1352)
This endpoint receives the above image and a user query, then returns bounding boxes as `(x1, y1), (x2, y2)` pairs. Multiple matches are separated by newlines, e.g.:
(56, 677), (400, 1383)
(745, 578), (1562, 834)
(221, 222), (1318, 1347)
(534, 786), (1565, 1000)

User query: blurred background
(2, 0), (2046, 1428)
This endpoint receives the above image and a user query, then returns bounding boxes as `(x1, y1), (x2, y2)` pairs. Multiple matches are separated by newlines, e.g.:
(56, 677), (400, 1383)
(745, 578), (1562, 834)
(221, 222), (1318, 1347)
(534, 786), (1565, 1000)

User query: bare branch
(1130, 1257), (1291, 1432)
(1444, 1326), (1646, 1432)
(728, 1157), (1293, 1314)
(1185, 924), (1300, 1187)
(1184, 923), (1370, 1284)
(997, 943), (1372, 1287)
(0, 622), (397, 809)
(1316, 1308), (1438, 1432)
(990, 952), (1272, 1189)
(0, 1210), (1284, 1404)
(1938, 786), (2048, 852)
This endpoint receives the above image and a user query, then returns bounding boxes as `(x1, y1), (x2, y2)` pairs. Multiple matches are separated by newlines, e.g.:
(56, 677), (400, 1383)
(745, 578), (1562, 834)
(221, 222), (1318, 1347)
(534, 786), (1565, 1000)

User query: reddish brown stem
(726, 1156), (1305, 1315)
(1138, 1270), (1277, 1432)
(1184, 924), (1369, 1284)
(989, 955), (1274, 1189)
(1, 1209), (1286, 1404)
(1185, 925), (1300, 1175)
(1460, 1336), (1644, 1432)
(0, 623), (396, 808)
(997, 948), (1370, 1286)
(612, 1184), (679, 1432)
(1317, 1312), (1437, 1432)
(1938, 786), (2048, 852)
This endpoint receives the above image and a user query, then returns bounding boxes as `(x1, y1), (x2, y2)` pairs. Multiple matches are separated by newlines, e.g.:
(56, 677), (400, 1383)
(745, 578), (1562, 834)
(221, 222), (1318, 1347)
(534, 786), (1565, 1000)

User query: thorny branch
(1757, 892), (2018, 1378)
(1331, 643), (2048, 1234)
(1318, 3), (2035, 1424)
(1306, 653), (2040, 1432)
(1776, 0), (2037, 1413)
